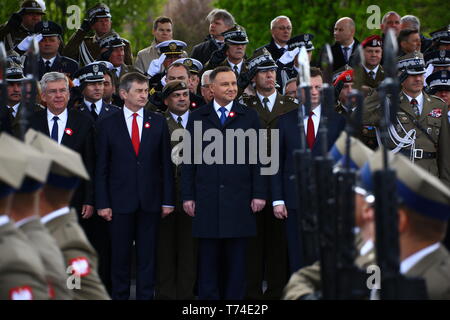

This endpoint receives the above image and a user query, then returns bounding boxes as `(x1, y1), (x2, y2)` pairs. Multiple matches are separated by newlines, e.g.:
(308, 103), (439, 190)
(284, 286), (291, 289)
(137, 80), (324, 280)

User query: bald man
(328, 17), (360, 71)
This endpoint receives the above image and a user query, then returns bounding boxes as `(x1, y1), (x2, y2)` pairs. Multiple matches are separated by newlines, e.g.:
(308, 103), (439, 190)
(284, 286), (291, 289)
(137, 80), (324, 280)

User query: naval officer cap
(74, 63), (107, 84)
(172, 58), (203, 74)
(430, 25), (450, 45)
(156, 40), (187, 55)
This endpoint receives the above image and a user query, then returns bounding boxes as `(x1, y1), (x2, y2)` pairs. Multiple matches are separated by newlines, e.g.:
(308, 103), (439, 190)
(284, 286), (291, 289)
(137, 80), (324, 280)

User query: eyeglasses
(275, 26), (292, 31)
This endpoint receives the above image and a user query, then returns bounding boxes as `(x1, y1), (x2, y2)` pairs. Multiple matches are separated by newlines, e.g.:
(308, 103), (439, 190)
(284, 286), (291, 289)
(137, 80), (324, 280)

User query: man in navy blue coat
(96, 72), (174, 300)
(181, 66), (267, 300)
(271, 67), (345, 274)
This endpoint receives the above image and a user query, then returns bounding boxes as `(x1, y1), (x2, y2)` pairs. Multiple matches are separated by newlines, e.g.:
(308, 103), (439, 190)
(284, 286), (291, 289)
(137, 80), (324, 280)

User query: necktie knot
(262, 97), (270, 111)
(368, 70), (375, 79)
(133, 113), (138, 119)
(410, 98), (418, 105)
(45, 60), (51, 67)
(309, 111), (314, 117)
(52, 116), (59, 121)
(410, 98), (420, 117)
(177, 116), (183, 125)
(91, 103), (96, 111)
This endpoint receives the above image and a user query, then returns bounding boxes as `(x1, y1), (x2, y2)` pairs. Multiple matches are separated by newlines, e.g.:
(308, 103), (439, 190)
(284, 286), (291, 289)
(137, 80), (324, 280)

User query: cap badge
(184, 59), (193, 67)
(169, 42), (177, 51)
(93, 64), (99, 73)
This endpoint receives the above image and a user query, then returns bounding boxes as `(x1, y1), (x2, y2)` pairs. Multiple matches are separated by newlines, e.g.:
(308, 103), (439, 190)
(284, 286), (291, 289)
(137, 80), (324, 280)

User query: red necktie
(307, 111), (315, 150)
(131, 113), (140, 155)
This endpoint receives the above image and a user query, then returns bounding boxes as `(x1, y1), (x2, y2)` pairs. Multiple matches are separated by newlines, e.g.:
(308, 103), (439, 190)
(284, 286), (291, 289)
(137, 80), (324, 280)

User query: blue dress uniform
(181, 100), (267, 299)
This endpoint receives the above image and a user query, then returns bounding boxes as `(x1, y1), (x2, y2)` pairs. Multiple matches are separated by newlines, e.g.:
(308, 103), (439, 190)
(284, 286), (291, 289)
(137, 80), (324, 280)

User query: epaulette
(282, 95), (296, 103)
(61, 56), (79, 65)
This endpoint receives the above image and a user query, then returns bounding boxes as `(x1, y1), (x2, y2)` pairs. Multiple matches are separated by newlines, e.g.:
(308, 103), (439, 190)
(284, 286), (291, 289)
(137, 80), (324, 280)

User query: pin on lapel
(229, 111), (236, 118)
(65, 128), (73, 136)
(144, 122), (151, 128)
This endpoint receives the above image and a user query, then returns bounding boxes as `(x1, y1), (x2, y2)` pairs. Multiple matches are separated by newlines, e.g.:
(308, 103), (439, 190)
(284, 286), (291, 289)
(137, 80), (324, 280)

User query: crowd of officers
(0, 0), (450, 300)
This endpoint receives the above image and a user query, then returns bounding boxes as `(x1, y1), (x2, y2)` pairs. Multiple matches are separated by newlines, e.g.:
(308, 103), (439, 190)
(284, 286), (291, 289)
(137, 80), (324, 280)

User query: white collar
(403, 91), (424, 106)
(307, 104), (322, 118)
(123, 106), (144, 119)
(275, 42), (288, 50)
(227, 59), (244, 69)
(15, 215), (40, 228)
(42, 56), (56, 65)
(47, 107), (68, 122)
(256, 90), (277, 108)
(41, 206), (70, 225)
(170, 110), (189, 126)
(341, 40), (355, 50)
(400, 242), (441, 274)
(364, 64), (380, 74)
(213, 100), (234, 113)
(9, 103), (20, 113)
(0, 215), (10, 227)
(84, 99), (103, 112)
(360, 239), (374, 256)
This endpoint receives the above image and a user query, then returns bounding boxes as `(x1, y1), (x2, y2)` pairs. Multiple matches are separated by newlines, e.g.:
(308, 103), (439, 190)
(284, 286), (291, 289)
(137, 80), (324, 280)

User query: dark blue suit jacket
(95, 108), (174, 213)
(271, 106), (345, 209)
(181, 101), (267, 238)
(25, 54), (79, 80)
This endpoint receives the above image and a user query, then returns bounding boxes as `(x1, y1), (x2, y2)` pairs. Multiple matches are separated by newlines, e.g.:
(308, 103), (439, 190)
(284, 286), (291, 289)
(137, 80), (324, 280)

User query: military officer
(359, 150), (450, 300)
(155, 81), (197, 300)
(243, 48), (298, 300)
(0, 134), (49, 300)
(0, 0), (45, 52)
(282, 134), (375, 300)
(21, 20), (79, 80)
(362, 52), (450, 187)
(1, 133), (72, 300)
(424, 49), (450, 81)
(63, 3), (133, 66)
(172, 57), (204, 96)
(354, 35), (385, 91)
(25, 129), (110, 300)
(426, 70), (450, 106)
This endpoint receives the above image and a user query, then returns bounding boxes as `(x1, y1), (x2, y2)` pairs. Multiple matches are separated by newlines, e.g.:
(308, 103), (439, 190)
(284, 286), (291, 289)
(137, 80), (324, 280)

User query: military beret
(19, 0), (46, 15)
(6, 66), (26, 82)
(172, 58), (203, 74)
(287, 34), (314, 51)
(248, 47), (277, 71)
(430, 25), (450, 44)
(332, 65), (353, 83)
(162, 80), (188, 100)
(333, 69), (354, 86)
(34, 20), (63, 37)
(25, 129), (90, 190)
(330, 132), (374, 170)
(0, 133), (28, 196)
(361, 35), (382, 48)
(359, 149), (450, 221)
(426, 70), (450, 94)
(397, 52), (426, 75)
(98, 33), (125, 49)
(156, 40), (187, 55)
(222, 25), (249, 45)
(424, 50), (450, 67)
(87, 3), (112, 21)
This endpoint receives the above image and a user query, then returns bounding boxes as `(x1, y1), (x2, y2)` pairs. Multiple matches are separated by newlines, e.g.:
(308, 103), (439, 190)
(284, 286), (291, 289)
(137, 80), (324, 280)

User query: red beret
(333, 69), (354, 86)
(361, 35), (382, 48)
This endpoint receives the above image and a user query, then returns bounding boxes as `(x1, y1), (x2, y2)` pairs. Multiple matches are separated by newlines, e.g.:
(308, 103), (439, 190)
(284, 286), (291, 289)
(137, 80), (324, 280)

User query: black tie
(45, 60), (51, 73)
(177, 116), (183, 127)
(343, 47), (350, 63)
(410, 98), (420, 118)
(233, 65), (239, 77)
(262, 97), (270, 111)
(368, 70), (375, 80)
(90, 103), (98, 121)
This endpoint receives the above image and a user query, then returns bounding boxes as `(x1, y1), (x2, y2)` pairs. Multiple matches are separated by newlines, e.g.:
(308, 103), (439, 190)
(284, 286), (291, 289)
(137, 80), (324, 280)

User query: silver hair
(382, 11), (400, 24)
(201, 70), (213, 86)
(40, 72), (69, 93)
(206, 9), (235, 27)
(270, 15), (292, 30)
(401, 15), (420, 31)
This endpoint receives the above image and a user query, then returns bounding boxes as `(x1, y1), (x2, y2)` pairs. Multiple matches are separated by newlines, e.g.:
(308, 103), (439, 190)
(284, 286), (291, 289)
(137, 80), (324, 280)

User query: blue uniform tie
(51, 116), (59, 142)
(219, 107), (227, 125)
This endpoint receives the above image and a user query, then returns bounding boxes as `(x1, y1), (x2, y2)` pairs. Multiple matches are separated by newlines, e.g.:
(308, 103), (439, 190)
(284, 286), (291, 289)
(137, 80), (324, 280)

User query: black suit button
(220, 184), (225, 189)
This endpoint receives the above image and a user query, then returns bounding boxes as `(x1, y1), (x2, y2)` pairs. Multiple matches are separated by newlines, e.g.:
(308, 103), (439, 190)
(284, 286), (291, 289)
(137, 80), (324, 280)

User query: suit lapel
(137, 110), (153, 159)
(52, 55), (62, 72)
(36, 109), (50, 136)
(420, 92), (433, 124)
(61, 110), (78, 147)
(204, 102), (222, 129)
(223, 101), (245, 128)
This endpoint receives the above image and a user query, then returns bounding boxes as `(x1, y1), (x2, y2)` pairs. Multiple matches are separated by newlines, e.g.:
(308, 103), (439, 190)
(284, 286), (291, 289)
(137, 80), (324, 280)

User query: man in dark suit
(259, 16), (292, 62)
(191, 9), (235, 65)
(181, 66), (266, 300)
(96, 72), (174, 300)
(28, 71), (96, 235)
(22, 21), (79, 80)
(327, 17), (360, 71)
(271, 67), (345, 274)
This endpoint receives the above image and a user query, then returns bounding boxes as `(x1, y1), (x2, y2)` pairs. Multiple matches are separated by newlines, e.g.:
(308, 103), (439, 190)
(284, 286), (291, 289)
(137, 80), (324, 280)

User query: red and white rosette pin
(144, 122), (151, 129)
(69, 257), (91, 277)
(64, 128), (73, 136)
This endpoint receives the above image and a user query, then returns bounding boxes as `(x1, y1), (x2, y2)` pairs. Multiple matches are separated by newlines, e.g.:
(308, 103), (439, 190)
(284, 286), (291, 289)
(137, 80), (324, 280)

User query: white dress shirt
(123, 106), (144, 140)
(213, 100), (233, 119)
(170, 110), (189, 128)
(41, 206), (70, 225)
(84, 99), (102, 115)
(47, 108), (68, 144)
(114, 66), (122, 78)
(227, 59), (244, 75)
(42, 56), (56, 68)
(341, 40), (355, 62)
(257, 91), (277, 112)
(8, 103), (20, 118)
(400, 242), (440, 274)
(403, 91), (424, 115)
(275, 42), (288, 51)
(363, 65), (380, 79)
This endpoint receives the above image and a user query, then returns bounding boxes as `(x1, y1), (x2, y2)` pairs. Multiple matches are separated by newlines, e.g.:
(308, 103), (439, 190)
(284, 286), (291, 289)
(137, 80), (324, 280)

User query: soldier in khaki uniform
(353, 35), (385, 92)
(0, 134), (49, 300)
(154, 81), (197, 299)
(1, 133), (72, 300)
(62, 3), (132, 66)
(359, 150), (450, 300)
(363, 52), (450, 187)
(0, 0), (45, 52)
(282, 135), (375, 300)
(242, 48), (297, 300)
(25, 129), (110, 300)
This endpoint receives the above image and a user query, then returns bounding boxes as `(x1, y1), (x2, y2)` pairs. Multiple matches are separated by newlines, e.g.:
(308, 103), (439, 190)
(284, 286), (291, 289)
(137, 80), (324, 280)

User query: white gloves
(278, 47), (299, 65)
(147, 53), (166, 77)
(17, 34), (43, 52)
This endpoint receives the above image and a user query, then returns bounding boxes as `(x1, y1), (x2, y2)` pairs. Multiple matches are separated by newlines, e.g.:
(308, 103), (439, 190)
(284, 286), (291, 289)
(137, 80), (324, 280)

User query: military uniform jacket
(24, 54), (79, 80)
(363, 90), (450, 186)
(19, 217), (73, 300)
(359, 65), (385, 89)
(77, 101), (120, 123)
(44, 209), (110, 300)
(181, 101), (267, 238)
(405, 244), (450, 300)
(7, 103), (45, 138)
(191, 35), (223, 65)
(62, 29), (133, 66)
(0, 217), (49, 300)
(0, 23), (31, 52)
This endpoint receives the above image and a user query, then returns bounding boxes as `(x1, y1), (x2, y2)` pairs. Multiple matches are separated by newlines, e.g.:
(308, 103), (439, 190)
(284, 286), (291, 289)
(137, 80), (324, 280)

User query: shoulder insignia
(69, 257), (91, 277)
(9, 286), (33, 300)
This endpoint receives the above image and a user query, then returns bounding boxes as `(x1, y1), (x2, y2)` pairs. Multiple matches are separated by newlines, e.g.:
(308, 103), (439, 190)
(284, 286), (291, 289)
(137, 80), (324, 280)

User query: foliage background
(2, 0), (449, 60)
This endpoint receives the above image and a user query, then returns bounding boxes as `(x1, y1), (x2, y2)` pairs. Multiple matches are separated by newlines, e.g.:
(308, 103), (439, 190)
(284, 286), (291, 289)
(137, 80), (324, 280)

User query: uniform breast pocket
(427, 117), (441, 137)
